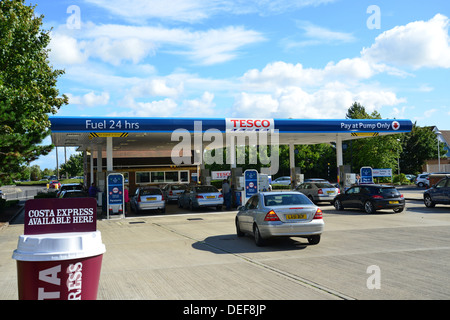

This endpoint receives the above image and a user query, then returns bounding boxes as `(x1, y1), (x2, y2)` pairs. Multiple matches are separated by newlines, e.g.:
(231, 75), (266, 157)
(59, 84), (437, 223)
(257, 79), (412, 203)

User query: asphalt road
(1, 192), (449, 300)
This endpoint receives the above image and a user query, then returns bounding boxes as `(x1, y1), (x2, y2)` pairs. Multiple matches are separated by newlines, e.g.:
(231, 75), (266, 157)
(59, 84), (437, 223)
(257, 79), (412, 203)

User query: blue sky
(30, 0), (450, 169)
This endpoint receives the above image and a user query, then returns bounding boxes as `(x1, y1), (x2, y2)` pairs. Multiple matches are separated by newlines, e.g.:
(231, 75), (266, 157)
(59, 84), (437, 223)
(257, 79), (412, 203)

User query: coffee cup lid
(12, 231), (106, 262)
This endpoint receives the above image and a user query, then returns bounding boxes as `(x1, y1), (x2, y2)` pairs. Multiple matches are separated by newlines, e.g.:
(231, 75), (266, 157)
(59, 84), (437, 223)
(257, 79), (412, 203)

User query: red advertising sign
(24, 198), (97, 235)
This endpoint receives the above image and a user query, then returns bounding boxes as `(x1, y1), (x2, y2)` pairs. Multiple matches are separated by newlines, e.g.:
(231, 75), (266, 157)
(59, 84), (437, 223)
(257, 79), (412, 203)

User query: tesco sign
(226, 118), (274, 132)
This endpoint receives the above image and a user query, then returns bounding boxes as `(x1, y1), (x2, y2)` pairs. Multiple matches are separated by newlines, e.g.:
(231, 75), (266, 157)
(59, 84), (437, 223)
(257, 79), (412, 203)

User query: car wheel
(424, 194), (435, 208)
(364, 201), (375, 214)
(418, 182), (424, 188)
(334, 199), (344, 210)
(253, 224), (265, 247)
(308, 235), (321, 245)
(236, 218), (244, 237)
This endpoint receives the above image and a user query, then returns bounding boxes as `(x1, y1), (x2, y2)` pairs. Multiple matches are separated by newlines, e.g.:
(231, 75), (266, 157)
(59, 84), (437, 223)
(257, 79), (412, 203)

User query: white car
(131, 187), (166, 213)
(271, 176), (291, 186)
(236, 191), (324, 246)
(415, 174), (429, 188)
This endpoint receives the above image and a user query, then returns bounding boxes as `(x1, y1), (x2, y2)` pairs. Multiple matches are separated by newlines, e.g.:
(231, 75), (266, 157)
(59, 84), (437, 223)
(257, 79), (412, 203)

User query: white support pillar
(106, 137), (113, 171)
(97, 145), (103, 173)
(90, 150), (94, 185)
(336, 135), (343, 186)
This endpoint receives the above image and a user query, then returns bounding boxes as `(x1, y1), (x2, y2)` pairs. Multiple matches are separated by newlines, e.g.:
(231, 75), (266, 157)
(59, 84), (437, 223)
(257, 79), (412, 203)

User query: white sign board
(211, 171), (231, 180)
(373, 168), (392, 177)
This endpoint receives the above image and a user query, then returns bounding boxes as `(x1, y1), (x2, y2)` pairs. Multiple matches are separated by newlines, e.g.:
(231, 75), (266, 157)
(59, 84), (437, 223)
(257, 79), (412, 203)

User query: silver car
(131, 187), (166, 213)
(178, 185), (223, 210)
(162, 184), (188, 203)
(236, 191), (324, 246)
(296, 182), (340, 204)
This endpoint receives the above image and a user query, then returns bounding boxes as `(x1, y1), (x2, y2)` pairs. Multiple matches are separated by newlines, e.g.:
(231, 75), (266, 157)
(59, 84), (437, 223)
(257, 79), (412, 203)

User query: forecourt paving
(1, 198), (450, 300)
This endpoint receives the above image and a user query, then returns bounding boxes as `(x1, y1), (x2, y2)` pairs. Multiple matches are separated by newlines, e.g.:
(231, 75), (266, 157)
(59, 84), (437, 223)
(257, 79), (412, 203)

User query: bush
(34, 191), (57, 199)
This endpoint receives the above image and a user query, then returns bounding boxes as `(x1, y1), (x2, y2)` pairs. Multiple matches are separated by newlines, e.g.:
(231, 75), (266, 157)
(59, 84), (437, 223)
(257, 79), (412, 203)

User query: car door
(131, 188), (139, 211)
(356, 186), (371, 208)
(443, 179), (450, 204)
(240, 195), (259, 232)
(343, 186), (360, 208)
(432, 178), (449, 203)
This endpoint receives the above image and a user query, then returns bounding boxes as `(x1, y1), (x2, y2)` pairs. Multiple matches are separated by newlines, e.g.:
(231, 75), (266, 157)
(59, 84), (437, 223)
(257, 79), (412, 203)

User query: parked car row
(130, 184), (224, 214)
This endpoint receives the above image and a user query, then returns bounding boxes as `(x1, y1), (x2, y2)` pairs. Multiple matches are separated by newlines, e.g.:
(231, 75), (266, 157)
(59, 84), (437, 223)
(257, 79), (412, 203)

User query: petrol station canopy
(50, 117), (413, 152)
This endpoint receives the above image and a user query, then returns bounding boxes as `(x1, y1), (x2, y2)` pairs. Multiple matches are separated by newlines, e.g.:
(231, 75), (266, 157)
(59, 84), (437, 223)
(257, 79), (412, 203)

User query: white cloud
(241, 58), (378, 90)
(84, 0), (337, 23)
(50, 24), (265, 66)
(88, 37), (156, 66)
(112, 97), (178, 117)
(181, 92), (216, 116)
(48, 32), (88, 64)
(233, 92), (279, 117)
(128, 79), (183, 98)
(67, 91), (110, 106)
(362, 14), (450, 69)
(233, 86), (405, 119)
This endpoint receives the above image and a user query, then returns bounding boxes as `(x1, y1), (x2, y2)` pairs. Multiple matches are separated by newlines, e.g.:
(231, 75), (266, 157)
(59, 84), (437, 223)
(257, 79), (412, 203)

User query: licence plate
(327, 191), (334, 194)
(206, 196), (215, 199)
(286, 214), (307, 220)
(147, 197), (157, 201)
(389, 201), (399, 204)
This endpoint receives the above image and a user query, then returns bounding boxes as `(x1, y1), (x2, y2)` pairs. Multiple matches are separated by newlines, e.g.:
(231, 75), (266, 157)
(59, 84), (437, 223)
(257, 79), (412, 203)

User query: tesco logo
(226, 118), (274, 132)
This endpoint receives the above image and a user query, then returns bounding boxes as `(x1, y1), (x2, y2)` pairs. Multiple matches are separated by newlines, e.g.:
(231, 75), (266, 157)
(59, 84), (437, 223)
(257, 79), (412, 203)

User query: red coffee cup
(13, 231), (105, 300)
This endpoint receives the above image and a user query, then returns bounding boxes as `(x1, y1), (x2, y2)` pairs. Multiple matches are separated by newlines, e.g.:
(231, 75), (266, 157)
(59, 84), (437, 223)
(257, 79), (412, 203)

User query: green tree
(29, 164), (41, 181)
(344, 102), (402, 173)
(346, 101), (381, 120)
(0, 0), (68, 184)
(60, 153), (83, 178)
(399, 123), (446, 174)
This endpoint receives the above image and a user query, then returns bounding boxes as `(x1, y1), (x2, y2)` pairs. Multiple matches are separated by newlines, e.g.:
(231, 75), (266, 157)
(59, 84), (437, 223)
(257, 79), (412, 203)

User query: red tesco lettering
(230, 119), (271, 128)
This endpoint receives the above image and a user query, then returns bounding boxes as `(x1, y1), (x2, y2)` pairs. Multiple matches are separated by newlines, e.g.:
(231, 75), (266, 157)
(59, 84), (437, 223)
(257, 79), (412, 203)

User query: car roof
(352, 184), (396, 188)
(259, 191), (300, 196)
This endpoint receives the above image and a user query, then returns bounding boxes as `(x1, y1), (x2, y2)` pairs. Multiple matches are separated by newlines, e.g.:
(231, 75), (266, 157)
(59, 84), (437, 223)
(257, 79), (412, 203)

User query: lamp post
(436, 130), (441, 172)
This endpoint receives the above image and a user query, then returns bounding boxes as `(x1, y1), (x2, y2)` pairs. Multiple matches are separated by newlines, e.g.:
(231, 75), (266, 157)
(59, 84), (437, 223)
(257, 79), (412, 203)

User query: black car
(423, 176), (450, 208)
(333, 184), (405, 214)
(59, 190), (89, 198)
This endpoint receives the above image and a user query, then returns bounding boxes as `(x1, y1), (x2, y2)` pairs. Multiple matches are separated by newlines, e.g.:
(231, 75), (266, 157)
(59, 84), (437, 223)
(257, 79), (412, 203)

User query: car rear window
(378, 187), (400, 195)
(171, 185), (187, 190)
(315, 183), (334, 188)
(141, 188), (162, 195)
(196, 186), (218, 193)
(264, 193), (312, 206)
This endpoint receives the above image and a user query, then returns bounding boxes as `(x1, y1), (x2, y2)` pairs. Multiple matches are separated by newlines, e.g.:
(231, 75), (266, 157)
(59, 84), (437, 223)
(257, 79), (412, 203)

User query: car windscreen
(196, 186), (218, 193)
(141, 188), (162, 195)
(264, 193), (312, 206)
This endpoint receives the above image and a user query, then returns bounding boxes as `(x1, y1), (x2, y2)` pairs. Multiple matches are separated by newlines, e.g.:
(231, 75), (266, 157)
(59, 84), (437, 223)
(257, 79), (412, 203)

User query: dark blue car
(424, 176), (450, 208)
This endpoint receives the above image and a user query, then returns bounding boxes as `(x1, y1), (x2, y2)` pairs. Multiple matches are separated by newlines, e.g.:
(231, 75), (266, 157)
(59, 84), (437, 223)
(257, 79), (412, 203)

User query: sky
(29, 0), (450, 170)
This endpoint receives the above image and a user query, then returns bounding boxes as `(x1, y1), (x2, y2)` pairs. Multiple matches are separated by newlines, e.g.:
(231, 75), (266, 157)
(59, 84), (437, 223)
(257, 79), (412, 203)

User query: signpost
(107, 173), (124, 219)
(360, 166), (374, 184)
(244, 169), (258, 203)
